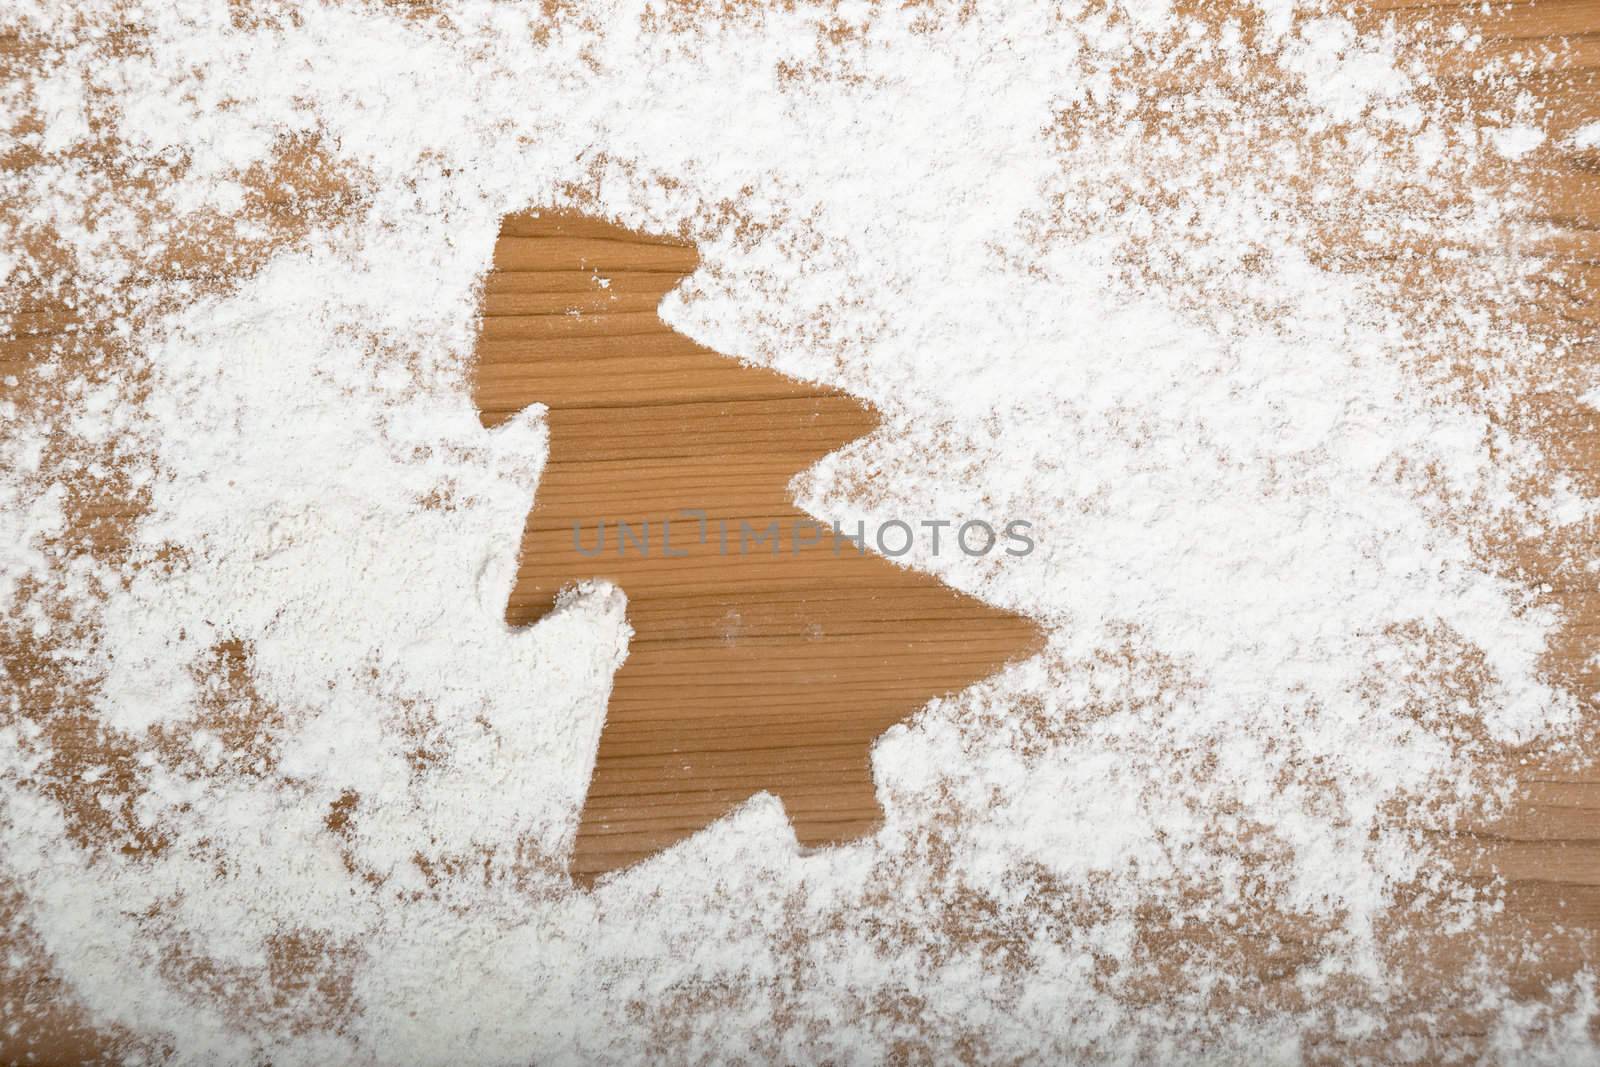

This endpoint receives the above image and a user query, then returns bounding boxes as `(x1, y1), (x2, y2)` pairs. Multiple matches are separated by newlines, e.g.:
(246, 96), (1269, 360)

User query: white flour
(2, 0), (1596, 1063)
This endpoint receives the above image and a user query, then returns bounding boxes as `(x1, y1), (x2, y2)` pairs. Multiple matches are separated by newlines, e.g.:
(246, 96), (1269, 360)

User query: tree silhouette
(474, 211), (1042, 880)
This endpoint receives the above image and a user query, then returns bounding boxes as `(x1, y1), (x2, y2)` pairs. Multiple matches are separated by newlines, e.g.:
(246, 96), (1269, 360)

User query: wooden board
(4, 0), (1600, 1059)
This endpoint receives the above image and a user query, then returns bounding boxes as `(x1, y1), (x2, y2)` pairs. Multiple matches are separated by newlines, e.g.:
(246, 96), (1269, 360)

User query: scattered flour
(1, 0), (1595, 1063)
(1489, 124), (1546, 161)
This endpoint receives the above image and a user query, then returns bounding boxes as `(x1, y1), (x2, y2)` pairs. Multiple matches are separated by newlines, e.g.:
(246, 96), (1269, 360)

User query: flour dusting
(2, 0), (1597, 1063)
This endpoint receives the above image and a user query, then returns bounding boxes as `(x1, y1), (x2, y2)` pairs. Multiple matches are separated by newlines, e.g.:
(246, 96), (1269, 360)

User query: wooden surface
(1383, 0), (1600, 937)
(3, 0), (1600, 1060)
(474, 213), (1043, 878)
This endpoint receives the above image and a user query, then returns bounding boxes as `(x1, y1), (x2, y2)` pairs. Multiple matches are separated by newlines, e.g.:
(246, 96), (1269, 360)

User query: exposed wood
(475, 212), (1044, 878)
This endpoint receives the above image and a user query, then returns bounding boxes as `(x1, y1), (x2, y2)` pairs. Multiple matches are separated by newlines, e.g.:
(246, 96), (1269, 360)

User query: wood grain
(474, 212), (1044, 879)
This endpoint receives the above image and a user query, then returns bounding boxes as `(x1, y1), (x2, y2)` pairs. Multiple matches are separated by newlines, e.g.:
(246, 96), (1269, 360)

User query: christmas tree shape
(474, 212), (1043, 880)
